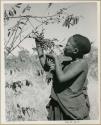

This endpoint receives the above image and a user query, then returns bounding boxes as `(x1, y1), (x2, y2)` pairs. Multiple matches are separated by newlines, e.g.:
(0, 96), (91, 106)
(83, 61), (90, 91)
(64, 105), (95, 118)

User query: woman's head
(64, 34), (91, 59)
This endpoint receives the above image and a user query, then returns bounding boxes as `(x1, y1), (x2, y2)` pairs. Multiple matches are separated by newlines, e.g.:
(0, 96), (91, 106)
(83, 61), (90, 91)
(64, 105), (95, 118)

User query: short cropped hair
(72, 34), (91, 56)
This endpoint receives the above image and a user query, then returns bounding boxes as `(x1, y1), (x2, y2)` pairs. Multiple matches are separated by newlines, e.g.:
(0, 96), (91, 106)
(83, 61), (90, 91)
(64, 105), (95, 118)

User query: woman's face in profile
(64, 37), (78, 57)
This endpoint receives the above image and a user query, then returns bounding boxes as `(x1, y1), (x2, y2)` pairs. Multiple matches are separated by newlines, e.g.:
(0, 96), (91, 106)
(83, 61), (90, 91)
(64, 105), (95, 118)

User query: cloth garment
(46, 58), (90, 120)
(46, 97), (90, 120)
(46, 99), (74, 120)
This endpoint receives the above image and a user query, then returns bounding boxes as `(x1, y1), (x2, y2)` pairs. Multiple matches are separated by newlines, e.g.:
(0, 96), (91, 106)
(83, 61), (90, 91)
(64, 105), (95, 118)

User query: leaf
(59, 45), (63, 47)
(17, 104), (20, 108)
(4, 11), (9, 21)
(15, 5), (21, 8)
(18, 27), (22, 30)
(48, 3), (52, 8)
(9, 10), (14, 16)
(22, 5), (31, 13)
(8, 31), (10, 37)
(22, 108), (25, 115)
(75, 17), (79, 24)
(20, 22), (26, 25)
(22, 8), (26, 13)
(16, 3), (22, 5)
(4, 10), (8, 17)
(12, 8), (16, 15)
(67, 24), (70, 28)
(63, 17), (71, 28)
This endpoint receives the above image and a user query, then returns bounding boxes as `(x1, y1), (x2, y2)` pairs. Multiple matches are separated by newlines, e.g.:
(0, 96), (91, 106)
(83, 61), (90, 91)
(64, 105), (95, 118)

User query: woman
(35, 34), (91, 120)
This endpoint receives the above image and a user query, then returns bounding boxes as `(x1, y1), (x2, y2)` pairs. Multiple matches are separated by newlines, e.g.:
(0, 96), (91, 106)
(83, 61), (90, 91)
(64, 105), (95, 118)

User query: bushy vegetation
(5, 46), (98, 121)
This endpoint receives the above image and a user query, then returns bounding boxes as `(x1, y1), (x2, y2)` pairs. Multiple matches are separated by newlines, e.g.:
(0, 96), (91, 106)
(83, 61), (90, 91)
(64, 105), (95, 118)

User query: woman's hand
(46, 52), (57, 60)
(46, 53), (72, 62)
(35, 37), (42, 44)
(47, 58), (55, 71)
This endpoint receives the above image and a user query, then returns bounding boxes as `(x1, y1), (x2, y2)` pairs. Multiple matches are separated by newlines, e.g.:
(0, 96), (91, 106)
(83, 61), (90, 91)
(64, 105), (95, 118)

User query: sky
(4, 2), (98, 56)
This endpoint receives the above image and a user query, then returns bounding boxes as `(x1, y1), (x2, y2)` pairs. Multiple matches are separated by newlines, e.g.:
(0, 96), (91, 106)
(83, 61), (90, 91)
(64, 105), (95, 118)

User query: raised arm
(35, 38), (51, 71)
(48, 53), (88, 83)
(35, 38), (46, 69)
(54, 56), (88, 83)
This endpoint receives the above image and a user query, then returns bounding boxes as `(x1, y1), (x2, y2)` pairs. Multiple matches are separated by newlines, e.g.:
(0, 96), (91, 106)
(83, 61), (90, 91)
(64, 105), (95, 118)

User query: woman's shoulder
(62, 57), (88, 73)
(73, 58), (88, 71)
(66, 58), (88, 72)
(78, 58), (88, 67)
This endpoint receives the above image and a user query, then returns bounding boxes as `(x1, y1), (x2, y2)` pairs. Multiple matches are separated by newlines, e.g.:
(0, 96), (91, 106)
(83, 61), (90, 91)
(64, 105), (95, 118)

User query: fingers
(49, 62), (55, 70)
(47, 58), (54, 66)
(46, 58), (55, 70)
(50, 65), (55, 70)
(35, 38), (40, 42)
(35, 38), (41, 43)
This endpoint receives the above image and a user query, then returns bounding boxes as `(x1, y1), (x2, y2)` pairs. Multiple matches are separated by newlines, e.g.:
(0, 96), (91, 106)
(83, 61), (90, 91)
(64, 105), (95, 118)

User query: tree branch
(4, 14), (59, 20)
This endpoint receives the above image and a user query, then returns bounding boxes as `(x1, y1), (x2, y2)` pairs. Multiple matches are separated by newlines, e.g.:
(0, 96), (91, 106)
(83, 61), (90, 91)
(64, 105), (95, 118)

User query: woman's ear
(73, 48), (79, 54)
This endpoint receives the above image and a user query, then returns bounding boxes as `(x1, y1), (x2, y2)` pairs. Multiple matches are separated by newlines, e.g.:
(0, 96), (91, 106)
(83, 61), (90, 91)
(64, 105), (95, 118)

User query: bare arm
(35, 38), (53, 71)
(54, 56), (87, 83)
(35, 38), (46, 69)
(48, 53), (88, 83)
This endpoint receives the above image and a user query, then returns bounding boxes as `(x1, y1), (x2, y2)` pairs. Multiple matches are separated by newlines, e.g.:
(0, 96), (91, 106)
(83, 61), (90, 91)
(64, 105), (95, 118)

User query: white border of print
(1, 0), (101, 124)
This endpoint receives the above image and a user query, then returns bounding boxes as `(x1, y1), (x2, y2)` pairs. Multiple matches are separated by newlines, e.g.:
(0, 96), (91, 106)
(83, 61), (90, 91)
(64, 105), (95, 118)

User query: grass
(5, 49), (99, 121)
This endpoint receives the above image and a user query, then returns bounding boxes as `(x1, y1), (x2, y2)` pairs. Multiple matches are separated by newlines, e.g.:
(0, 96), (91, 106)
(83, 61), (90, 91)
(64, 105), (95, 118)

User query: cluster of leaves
(5, 17), (29, 56)
(4, 3), (80, 56)
(4, 3), (79, 28)
(38, 7), (80, 28)
(4, 3), (31, 21)
(7, 17), (28, 37)
(30, 29), (59, 51)
(4, 3), (22, 21)
(63, 14), (79, 28)
(36, 38), (57, 50)
(17, 104), (36, 118)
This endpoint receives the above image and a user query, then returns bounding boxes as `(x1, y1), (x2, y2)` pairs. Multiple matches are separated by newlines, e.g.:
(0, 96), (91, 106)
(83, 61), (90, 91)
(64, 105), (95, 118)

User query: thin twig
(10, 18), (29, 46)
(7, 32), (32, 56)
(5, 18), (22, 48)
(10, 26), (19, 49)
(5, 18), (28, 50)
(5, 30), (14, 48)
(34, 18), (42, 23)
(28, 20), (39, 37)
